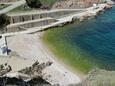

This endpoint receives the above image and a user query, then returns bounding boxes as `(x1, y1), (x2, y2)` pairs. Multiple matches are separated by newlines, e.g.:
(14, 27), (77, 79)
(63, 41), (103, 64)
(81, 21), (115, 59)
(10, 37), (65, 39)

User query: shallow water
(43, 6), (115, 73)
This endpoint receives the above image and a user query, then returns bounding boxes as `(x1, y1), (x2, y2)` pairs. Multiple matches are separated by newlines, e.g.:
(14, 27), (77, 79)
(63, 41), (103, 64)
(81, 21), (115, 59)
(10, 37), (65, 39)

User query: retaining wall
(19, 19), (57, 28)
(7, 18), (57, 32)
(9, 10), (81, 23)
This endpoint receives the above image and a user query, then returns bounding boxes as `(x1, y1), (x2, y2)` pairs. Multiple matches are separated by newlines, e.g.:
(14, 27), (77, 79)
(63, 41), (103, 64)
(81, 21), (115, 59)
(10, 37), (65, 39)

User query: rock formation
(0, 64), (12, 76)
(0, 60), (53, 85)
(19, 61), (53, 80)
(53, 0), (105, 9)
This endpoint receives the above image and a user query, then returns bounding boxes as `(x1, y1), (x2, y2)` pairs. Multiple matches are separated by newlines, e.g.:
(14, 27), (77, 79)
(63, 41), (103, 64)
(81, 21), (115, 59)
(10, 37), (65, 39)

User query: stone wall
(7, 18), (57, 32)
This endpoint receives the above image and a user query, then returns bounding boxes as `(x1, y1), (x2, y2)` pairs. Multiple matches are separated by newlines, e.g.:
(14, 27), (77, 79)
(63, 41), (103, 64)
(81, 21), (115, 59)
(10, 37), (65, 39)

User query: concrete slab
(0, 36), (7, 56)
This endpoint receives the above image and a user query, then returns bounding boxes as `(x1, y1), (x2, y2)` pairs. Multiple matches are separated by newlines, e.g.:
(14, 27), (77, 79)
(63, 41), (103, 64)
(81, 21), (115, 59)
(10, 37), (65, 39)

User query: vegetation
(25, 0), (61, 9)
(0, 4), (9, 10)
(0, 14), (10, 33)
(25, 0), (42, 8)
(12, 0), (60, 12)
(0, 65), (4, 71)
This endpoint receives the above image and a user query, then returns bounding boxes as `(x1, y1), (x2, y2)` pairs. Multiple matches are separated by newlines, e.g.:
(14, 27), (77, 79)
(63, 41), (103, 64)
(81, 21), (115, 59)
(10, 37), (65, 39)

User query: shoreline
(40, 1), (115, 83)
(6, 33), (81, 86)
(38, 32), (82, 84)
(41, 3), (113, 74)
(0, 1), (114, 85)
(41, 32), (85, 79)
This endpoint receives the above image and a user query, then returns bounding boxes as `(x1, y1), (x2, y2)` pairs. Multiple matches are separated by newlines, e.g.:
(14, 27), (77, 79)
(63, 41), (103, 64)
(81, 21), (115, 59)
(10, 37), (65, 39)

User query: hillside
(52, 0), (105, 9)
(27, 0), (106, 9)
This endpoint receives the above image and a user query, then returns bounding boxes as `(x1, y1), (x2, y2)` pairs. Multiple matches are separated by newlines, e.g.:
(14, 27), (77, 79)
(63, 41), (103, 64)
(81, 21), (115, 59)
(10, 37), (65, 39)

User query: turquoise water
(43, 6), (115, 72)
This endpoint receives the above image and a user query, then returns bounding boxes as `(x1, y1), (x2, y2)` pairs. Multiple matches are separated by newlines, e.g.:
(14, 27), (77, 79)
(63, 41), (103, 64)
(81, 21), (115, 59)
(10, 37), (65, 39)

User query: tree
(25, 0), (42, 8)
(0, 14), (10, 33)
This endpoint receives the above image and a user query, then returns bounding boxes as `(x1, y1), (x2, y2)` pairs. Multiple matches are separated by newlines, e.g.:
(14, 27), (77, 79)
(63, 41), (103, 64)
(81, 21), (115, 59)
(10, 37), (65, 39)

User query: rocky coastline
(0, 0), (114, 86)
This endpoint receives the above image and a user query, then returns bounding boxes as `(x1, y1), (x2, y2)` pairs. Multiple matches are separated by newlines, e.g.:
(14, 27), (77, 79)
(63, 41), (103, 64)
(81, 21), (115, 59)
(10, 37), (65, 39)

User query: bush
(25, 0), (42, 8)
(25, 0), (61, 9)
(0, 14), (10, 32)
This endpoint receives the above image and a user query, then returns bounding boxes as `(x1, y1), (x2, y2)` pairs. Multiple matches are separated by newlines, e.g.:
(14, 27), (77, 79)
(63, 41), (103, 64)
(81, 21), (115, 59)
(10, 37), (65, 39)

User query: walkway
(0, 0), (26, 14)
(7, 9), (85, 16)
(0, 2), (16, 5)
(7, 17), (54, 28)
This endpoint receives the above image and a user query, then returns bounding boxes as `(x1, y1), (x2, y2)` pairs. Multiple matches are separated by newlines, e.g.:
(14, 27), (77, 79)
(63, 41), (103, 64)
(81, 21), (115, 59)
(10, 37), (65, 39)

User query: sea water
(43, 6), (115, 73)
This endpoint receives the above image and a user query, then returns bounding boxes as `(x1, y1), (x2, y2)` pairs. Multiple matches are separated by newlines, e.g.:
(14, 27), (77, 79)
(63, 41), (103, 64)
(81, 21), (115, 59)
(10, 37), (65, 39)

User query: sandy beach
(6, 33), (81, 86)
(0, 56), (35, 72)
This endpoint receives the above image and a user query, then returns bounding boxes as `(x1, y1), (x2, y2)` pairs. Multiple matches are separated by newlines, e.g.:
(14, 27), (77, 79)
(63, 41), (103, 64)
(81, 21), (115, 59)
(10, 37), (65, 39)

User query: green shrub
(0, 14), (10, 33)
(25, 0), (42, 8)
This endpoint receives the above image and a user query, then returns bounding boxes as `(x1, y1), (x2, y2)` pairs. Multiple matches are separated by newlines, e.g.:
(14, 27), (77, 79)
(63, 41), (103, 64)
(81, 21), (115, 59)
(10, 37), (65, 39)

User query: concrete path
(0, 0), (26, 14)
(8, 9), (85, 16)
(7, 17), (54, 28)
(0, 2), (16, 5)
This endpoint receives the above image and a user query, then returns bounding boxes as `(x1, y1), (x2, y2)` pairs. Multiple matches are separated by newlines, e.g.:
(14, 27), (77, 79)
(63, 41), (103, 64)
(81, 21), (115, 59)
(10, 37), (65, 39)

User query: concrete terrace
(0, 0), (108, 36)
(0, 4), (108, 37)
(3, 8), (85, 35)
(8, 9), (84, 23)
